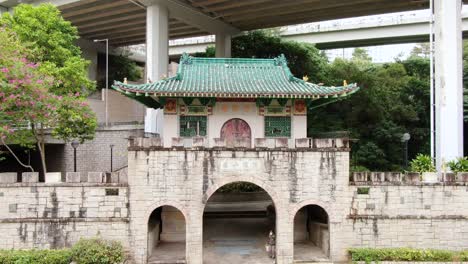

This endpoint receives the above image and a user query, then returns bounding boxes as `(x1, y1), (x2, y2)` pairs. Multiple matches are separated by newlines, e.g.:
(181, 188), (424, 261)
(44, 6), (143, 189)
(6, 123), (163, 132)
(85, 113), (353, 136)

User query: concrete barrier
(0, 172), (17, 183)
(22, 172), (38, 183)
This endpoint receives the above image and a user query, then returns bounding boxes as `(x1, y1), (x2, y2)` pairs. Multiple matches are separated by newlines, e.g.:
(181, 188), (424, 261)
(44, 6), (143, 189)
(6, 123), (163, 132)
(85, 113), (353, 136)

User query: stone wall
(1, 138), (468, 264)
(0, 181), (130, 250)
(124, 138), (468, 264)
(60, 126), (144, 173)
(126, 138), (351, 264)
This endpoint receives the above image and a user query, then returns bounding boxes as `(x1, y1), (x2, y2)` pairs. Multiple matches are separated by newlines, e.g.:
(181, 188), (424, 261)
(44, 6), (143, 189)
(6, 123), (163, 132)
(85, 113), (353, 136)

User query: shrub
(351, 165), (370, 172)
(461, 251), (468, 261)
(71, 238), (124, 264)
(410, 154), (436, 173)
(349, 248), (457, 263)
(0, 249), (72, 264)
(447, 157), (468, 173)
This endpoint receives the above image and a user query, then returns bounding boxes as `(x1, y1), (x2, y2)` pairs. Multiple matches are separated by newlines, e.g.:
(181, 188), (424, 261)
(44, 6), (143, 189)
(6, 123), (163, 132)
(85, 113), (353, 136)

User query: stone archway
(203, 181), (276, 264)
(220, 118), (251, 148)
(293, 204), (330, 262)
(147, 205), (186, 263)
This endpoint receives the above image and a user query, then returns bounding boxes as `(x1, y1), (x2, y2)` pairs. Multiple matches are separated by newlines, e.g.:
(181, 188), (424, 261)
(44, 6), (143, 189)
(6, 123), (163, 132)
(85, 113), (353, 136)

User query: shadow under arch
(202, 181), (278, 264)
(147, 204), (187, 263)
(293, 204), (330, 262)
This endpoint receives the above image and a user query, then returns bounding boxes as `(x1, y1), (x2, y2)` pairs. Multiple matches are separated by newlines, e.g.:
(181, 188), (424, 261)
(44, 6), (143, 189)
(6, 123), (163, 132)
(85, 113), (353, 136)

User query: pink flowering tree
(0, 27), (97, 175)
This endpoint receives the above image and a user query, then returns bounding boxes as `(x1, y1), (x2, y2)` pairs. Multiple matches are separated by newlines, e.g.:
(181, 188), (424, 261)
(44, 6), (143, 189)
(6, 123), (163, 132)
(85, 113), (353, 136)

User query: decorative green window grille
(180, 116), (207, 137)
(264, 116), (291, 137)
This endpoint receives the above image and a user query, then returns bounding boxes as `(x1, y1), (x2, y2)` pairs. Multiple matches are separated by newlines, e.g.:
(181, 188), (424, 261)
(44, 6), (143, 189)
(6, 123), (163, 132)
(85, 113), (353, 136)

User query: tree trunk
(31, 123), (47, 177)
(0, 138), (34, 172)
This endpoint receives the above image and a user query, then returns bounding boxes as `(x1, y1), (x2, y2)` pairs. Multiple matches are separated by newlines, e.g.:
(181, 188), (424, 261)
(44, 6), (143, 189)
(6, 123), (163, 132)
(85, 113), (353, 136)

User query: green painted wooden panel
(264, 116), (291, 137)
(180, 116), (207, 137)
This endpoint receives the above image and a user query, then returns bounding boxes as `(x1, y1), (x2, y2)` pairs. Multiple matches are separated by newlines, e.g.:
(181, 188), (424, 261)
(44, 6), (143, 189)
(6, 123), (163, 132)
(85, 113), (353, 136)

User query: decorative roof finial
(303, 75), (309, 82)
(123, 77), (127, 84)
(343, 80), (347, 86)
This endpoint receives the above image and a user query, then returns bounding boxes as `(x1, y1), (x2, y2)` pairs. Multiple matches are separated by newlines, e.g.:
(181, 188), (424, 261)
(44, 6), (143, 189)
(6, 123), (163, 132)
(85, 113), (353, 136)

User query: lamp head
(71, 140), (79, 149)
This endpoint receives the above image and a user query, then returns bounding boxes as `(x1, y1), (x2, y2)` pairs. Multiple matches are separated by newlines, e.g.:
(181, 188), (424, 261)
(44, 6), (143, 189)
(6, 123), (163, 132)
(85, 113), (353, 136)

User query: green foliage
(0, 26), (96, 174)
(98, 53), (142, 89)
(217, 182), (262, 193)
(350, 165), (370, 172)
(349, 248), (458, 263)
(410, 154), (436, 173)
(357, 187), (370, 195)
(447, 157), (468, 173)
(71, 238), (124, 264)
(461, 251), (468, 261)
(196, 31), (328, 83)
(0, 238), (125, 264)
(1, 3), (94, 95)
(0, 249), (72, 264)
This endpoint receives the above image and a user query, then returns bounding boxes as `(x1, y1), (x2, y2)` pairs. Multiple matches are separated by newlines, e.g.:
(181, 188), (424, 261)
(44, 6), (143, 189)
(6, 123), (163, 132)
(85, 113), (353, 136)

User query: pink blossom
(37, 80), (43, 84)
(1, 68), (8, 73)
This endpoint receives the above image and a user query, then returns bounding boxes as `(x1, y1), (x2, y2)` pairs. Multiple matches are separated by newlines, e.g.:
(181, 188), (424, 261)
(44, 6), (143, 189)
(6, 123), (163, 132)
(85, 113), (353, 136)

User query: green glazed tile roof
(112, 53), (359, 99)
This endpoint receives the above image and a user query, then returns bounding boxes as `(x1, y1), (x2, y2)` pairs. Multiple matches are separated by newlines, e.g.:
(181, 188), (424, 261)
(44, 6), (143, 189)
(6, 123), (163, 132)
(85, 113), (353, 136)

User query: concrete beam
(215, 33), (231, 58)
(143, 0), (240, 36)
(434, 0), (464, 170)
(145, 0), (169, 82)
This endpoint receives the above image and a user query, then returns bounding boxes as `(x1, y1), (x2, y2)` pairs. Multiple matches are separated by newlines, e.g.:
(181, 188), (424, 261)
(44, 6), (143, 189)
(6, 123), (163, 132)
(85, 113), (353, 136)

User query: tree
(1, 3), (95, 95)
(194, 30), (329, 83)
(410, 43), (431, 58)
(97, 52), (142, 89)
(0, 27), (97, 176)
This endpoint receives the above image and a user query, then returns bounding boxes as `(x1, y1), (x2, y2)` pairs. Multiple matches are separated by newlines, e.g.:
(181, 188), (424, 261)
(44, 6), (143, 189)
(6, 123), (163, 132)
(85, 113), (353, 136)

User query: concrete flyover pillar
(144, 0), (169, 82)
(215, 33), (231, 58)
(434, 0), (464, 170)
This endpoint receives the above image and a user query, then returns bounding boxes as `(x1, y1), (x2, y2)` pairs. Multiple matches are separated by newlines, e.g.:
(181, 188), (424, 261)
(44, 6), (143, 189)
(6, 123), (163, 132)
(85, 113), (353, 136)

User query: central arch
(203, 181), (276, 264)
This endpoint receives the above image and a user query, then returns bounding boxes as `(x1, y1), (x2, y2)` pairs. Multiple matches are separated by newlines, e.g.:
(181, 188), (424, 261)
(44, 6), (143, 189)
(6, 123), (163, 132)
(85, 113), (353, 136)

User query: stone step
(294, 261), (334, 264)
(148, 260), (186, 264)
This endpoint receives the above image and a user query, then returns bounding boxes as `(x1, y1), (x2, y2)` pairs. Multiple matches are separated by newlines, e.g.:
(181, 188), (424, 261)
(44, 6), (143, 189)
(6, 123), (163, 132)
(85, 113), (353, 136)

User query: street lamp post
(93, 39), (109, 127)
(71, 141), (79, 172)
(110, 144), (114, 172)
(401, 133), (411, 169)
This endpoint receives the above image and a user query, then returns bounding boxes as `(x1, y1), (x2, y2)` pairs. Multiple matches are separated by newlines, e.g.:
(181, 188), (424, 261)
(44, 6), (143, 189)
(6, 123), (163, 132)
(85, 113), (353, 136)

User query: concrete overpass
(162, 9), (468, 58)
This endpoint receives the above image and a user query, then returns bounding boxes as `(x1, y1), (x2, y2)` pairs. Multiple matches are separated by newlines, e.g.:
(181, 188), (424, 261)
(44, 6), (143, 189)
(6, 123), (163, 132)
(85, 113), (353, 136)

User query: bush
(410, 154), (436, 173)
(447, 157), (468, 173)
(0, 249), (72, 264)
(71, 238), (124, 264)
(349, 248), (457, 263)
(461, 251), (468, 261)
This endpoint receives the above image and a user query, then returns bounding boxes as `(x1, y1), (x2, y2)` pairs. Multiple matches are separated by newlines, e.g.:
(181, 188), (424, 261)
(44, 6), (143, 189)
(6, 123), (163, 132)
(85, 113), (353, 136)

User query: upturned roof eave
(112, 81), (359, 99)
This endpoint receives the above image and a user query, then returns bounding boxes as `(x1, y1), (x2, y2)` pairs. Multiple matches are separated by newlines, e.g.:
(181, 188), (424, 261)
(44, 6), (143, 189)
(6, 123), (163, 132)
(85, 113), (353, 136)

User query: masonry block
(404, 172), (420, 184)
(172, 137), (184, 147)
(45, 172), (62, 183)
(352, 172), (369, 182)
(0, 172), (17, 183)
(385, 172), (402, 182)
(88, 172), (105, 183)
(212, 138), (225, 148)
(314, 138), (333, 148)
(22, 172), (38, 183)
(457, 172), (468, 182)
(192, 137), (205, 148)
(66, 172), (81, 183)
(254, 138), (267, 148)
(443, 172), (456, 182)
(370, 172), (385, 182)
(295, 138), (310, 148)
(275, 138), (288, 148)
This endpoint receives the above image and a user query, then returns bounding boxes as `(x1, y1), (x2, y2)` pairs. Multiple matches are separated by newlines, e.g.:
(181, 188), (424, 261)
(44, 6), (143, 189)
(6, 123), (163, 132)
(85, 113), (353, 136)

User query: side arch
(144, 200), (189, 223)
(291, 199), (334, 223)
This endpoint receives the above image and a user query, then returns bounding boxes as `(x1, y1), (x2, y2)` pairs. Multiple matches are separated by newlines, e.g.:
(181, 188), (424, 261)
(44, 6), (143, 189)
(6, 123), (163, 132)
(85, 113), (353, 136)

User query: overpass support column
(434, 0), (464, 170)
(215, 33), (231, 58)
(145, 0), (169, 82)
